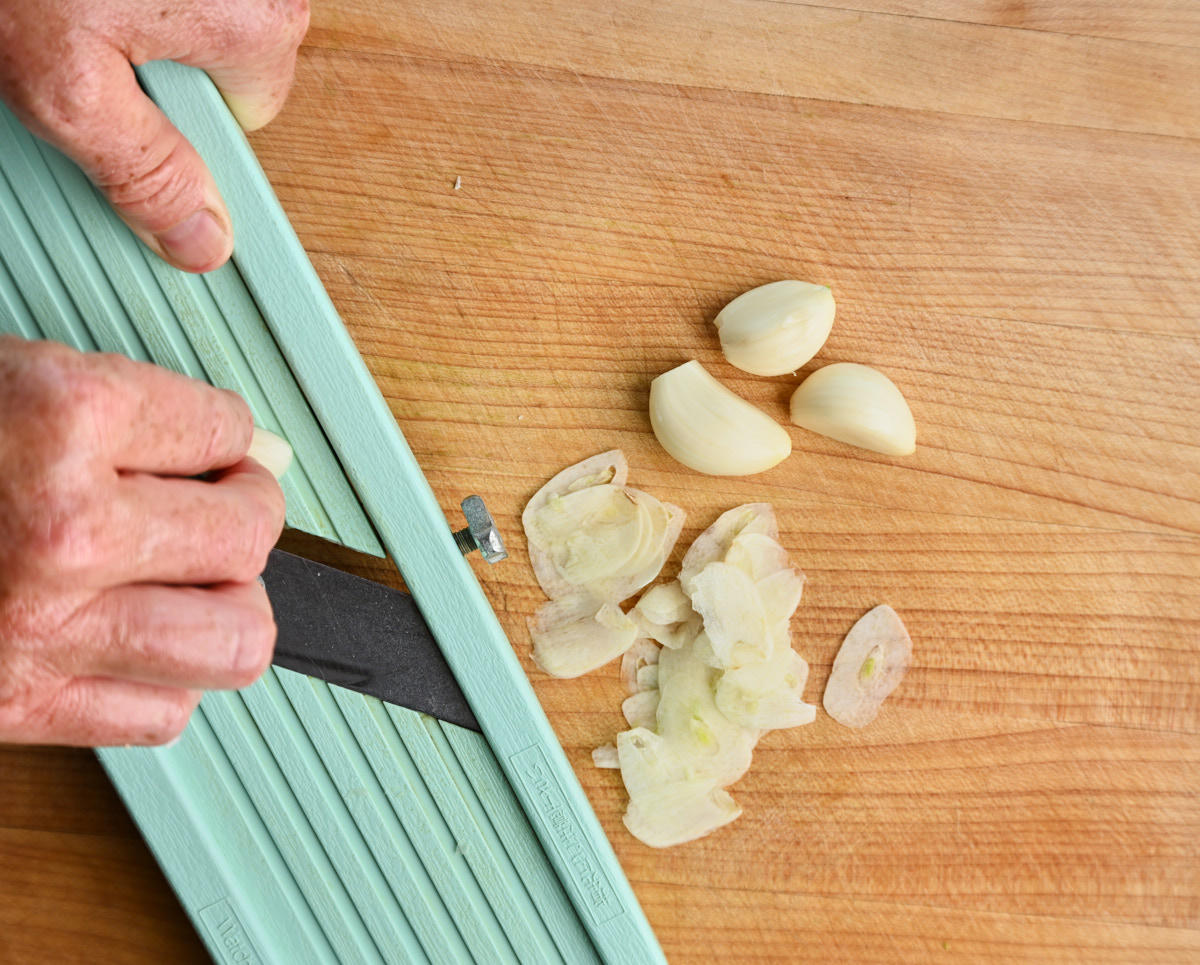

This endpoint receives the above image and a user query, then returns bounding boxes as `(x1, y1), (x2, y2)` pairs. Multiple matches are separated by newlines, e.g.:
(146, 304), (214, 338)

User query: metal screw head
(453, 495), (508, 564)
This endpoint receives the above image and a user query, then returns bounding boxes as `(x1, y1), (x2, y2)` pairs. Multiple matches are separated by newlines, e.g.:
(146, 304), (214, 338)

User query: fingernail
(157, 209), (228, 272)
(248, 426), (294, 479)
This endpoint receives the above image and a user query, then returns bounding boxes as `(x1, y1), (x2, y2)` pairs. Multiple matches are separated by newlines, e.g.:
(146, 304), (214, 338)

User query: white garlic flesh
(714, 280), (836, 377)
(649, 361), (792, 476)
(823, 604), (913, 727)
(789, 362), (917, 456)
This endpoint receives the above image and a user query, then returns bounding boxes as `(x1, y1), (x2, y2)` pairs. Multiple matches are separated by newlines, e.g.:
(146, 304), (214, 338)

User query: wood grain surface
(2, 1), (1198, 963)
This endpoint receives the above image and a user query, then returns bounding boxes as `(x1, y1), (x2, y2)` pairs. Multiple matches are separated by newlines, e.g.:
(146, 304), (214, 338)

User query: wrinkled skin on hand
(0, 336), (286, 746)
(0, 0), (309, 273)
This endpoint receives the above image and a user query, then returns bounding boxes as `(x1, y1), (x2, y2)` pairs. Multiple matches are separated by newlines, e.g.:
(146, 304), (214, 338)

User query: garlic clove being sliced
(714, 280), (836, 377)
(528, 596), (640, 678)
(790, 362), (917, 456)
(649, 361), (792, 476)
(823, 604), (913, 727)
(248, 426), (294, 479)
(680, 503), (778, 597)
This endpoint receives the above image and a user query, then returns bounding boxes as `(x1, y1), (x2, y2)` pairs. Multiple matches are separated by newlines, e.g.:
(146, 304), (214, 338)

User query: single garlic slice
(633, 580), (693, 627)
(716, 648), (816, 732)
(592, 744), (620, 769)
(649, 361), (792, 476)
(603, 493), (686, 604)
(529, 596), (639, 678)
(714, 280), (836, 377)
(527, 484), (646, 587)
(622, 689), (661, 730)
(679, 503), (778, 597)
(688, 561), (771, 669)
(790, 362), (917, 456)
(725, 532), (793, 583)
(823, 604), (913, 727)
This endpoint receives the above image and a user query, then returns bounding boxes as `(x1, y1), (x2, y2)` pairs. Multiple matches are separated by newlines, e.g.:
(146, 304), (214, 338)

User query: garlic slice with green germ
(679, 503), (778, 597)
(789, 362), (917, 456)
(650, 361), (792, 476)
(714, 280), (836, 377)
(716, 648), (816, 731)
(823, 604), (913, 727)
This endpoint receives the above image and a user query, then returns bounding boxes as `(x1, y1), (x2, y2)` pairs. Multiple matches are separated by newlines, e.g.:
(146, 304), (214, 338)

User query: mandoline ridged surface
(0, 92), (604, 964)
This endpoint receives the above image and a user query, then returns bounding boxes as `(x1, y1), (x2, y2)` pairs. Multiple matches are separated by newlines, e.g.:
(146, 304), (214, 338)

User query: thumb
(45, 50), (233, 274)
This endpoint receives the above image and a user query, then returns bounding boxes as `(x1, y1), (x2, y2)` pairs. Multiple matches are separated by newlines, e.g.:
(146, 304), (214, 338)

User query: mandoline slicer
(0, 61), (665, 965)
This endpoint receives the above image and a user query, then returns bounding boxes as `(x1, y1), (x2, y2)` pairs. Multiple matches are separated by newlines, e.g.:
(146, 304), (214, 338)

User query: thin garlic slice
(527, 484), (646, 587)
(714, 280), (836, 377)
(523, 450), (629, 599)
(529, 597), (639, 678)
(680, 503), (777, 597)
(649, 361), (792, 476)
(823, 604), (913, 727)
(592, 744), (619, 769)
(633, 580), (693, 627)
(688, 561), (771, 669)
(617, 728), (743, 849)
(620, 638), (661, 694)
(622, 689), (661, 729)
(716, 648), (816, 731)
(790, 362), (917, 456)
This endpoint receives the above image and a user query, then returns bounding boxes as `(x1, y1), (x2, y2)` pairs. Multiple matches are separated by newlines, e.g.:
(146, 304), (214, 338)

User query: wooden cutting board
(2, 1), (1198, 962)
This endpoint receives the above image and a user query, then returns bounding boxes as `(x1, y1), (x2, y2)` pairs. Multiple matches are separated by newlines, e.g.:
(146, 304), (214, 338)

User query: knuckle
(148, 693), (199, 745)
(101, 139), (204, 234)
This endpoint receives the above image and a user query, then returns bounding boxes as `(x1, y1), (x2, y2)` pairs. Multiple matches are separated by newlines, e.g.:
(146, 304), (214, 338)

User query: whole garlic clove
(649, 361), (792, 476)
(714, 280), (836, 377)
(789, 362), (917, 456)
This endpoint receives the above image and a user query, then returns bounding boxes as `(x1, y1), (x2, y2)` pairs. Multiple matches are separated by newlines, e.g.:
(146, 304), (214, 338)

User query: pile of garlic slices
(593, 502), (817, 848)
(522, 451), (686, 678)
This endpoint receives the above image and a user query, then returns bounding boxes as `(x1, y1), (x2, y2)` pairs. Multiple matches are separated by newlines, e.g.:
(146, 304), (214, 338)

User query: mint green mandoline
(0, 61), (665, 965)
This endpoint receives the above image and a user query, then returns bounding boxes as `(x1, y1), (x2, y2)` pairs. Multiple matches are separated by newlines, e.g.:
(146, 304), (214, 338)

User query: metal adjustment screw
(452, 495), (508, 564)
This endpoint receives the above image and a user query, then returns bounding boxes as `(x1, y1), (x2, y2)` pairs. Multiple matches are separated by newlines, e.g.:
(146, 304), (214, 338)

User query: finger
(12, 677), (202, 747)
(116, 0), (311, 133)
(22, 47), (232, 273)
(86, 352), (254, 476)
(59, 581), (276, 691)
(106, 459), (286, 586)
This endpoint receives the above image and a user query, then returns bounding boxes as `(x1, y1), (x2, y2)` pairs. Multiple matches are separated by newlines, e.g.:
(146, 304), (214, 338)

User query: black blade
(262, 548), (480, 732)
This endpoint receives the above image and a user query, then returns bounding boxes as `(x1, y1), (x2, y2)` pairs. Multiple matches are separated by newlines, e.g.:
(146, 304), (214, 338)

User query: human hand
(0, 336), (287, 746)
(0, 0), (309, 273)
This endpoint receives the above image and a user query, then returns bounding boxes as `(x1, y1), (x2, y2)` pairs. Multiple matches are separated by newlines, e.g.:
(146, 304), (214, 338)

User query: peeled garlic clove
(650, 361), (792, 476)
(790, 362), (916, 456)
(714, 280), (836, 377)
(529, 597), (639, 678)
(823, 604), (913, 727)
(680, 503), (778, 597)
